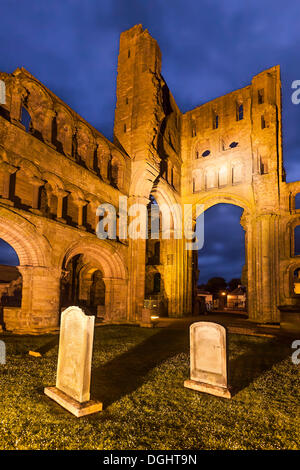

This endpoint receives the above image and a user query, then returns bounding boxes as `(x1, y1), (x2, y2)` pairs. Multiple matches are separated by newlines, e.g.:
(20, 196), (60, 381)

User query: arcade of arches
(0, 24), (300, 333)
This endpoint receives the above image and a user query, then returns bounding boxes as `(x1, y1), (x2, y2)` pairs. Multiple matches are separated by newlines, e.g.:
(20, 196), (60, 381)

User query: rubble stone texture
(0, 24), (299, 333)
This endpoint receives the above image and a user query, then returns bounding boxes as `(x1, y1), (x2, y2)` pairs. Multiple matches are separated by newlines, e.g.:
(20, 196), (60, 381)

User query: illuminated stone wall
(0, 24), (299, 332)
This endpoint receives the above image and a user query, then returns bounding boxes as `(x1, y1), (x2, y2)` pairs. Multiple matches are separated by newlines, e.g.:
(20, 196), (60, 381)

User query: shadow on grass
(30, 337), (59, 356)
(91, 328), (188, 407)
(91, 327), (292, 405)
(229, 337), (291, 395)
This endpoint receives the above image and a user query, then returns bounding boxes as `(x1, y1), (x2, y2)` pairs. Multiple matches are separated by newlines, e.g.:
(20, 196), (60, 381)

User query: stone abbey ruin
(0, 24), (299, 333)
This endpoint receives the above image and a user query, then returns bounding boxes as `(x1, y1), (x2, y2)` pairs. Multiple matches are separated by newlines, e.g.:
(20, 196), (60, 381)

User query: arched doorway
(145, 194), (169, 316)
(0, 208), (61, 333)
(61, 254), (106, 317)
(0, 238), (22, 330)
(142, 180), (184, 319)
(195, 202), (247, 317)
(60, 240), (128, 322)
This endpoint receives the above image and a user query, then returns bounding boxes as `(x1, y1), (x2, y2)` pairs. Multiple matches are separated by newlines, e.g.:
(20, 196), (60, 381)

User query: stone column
(31, 177), (44, 210)
(0, 161), (17, 205)
(16, 266), (61, 333)
(28, 176), (45, 215)
(248, 213), (280, 323)
(161, 235), (180, 318)
(56, 189), (69, 223)
(103, 278), (128, 323)
(89, 201), (100, 233)
(126, 196), (148, 323)
(9, 80), (26, 127)
(75, 199), (88, 229)
(100, 154), (110, 183)
(42, 109), (56, 148)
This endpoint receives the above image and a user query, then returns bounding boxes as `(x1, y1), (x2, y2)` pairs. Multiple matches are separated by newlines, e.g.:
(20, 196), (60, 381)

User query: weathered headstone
(184, 321), (231, 398)
(44, 306), (102, 417)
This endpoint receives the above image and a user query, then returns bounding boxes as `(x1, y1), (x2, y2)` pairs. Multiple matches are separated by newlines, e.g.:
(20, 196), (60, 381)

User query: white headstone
(56, 306), (94, 402)
(44, 306), (102, 416)
(184, 321), (231, 398)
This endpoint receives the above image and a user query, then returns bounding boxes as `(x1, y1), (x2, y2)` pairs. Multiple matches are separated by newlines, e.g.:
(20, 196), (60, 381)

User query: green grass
(0, 326), (299, 450)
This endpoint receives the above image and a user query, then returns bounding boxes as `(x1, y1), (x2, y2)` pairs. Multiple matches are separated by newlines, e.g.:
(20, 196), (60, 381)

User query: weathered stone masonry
(0, 24), (299, 333)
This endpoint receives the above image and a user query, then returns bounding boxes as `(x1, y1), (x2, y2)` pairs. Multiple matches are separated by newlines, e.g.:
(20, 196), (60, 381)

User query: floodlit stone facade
(0, 24), (299, 333)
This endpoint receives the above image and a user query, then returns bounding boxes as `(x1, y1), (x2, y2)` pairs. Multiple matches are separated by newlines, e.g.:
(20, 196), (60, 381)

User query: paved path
(155, 311), (297, 339)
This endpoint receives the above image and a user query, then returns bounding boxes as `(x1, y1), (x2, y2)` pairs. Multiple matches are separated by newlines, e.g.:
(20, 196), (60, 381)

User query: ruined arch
(192, 192), (253, 214)
(61, 238), (127, 322)
(0, 206), (51, 267)
(0, 207), (60, 333)
(62, 238), (127, 280)
(96, 137), (111, 178)
(21, 79), (54, 142)
(110, 150), (125, 190)
(282, 261), (300, 298)
(52, 103), (74, 156)
(285, 217), (300, 258)
(75, 121), (95, 169)
(151, 178), (182, 234)
(143, 179), (184, 318)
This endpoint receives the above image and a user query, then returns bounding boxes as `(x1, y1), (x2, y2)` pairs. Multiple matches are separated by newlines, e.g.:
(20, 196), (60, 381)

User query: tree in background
(205, 277), (227, 295)
(228, 278), (241, 292)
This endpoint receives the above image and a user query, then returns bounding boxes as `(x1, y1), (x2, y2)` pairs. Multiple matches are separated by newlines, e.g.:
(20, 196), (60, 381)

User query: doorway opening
(195, 203), (247, 317)
(60, 254), (106, 318)
(0, 239), (22, 329)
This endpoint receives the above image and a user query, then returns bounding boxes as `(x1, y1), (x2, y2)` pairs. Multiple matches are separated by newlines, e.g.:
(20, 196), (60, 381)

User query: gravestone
(44, 306), (102, 417)
(184, 321), (231, 398)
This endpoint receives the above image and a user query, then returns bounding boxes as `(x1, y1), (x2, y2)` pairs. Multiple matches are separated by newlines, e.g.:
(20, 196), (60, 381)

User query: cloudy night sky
(1, 0), (300, 283)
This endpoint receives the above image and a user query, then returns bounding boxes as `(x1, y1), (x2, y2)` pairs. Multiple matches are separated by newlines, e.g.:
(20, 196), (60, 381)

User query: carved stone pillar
(30, 176), (44, 213)
(75, 198), (88, 229)
(0, 161), (17, 205)
(9, 80), (25, 127)
(42, 109), (56, 148)
(56, 189), (69, 222)
(100, 154), (110, 183)
(88, 201), (100, 232)
(103, 278), (128, 323)
(15, 266), (61, 333)
(127, 195), (148, 323)
(248, 213), (280, 323)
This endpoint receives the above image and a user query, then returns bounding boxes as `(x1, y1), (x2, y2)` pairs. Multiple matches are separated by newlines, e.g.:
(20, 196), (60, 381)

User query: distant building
(195, 289), (213, 314)
(227, 285), (246, 310)
(293, 268), (300, 294)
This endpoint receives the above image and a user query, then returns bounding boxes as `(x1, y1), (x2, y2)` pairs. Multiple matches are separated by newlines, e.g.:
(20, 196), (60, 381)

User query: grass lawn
(0, 325), (299, 450)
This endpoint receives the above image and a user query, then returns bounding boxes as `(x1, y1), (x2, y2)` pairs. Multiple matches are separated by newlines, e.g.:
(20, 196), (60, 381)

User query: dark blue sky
(0, 1), (300, 282)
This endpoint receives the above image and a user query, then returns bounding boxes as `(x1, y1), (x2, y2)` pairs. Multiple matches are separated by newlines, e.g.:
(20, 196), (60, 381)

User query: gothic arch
(53, 103), (74, 155)
(285, 217), (300, 258)
(61, 237), (128, 322)
(75, 121), (95, 168)
(151, 178), (182, 235)
(110, 150), (125, 189)
(0, 206), (51, 267)
(61, 238), (127, 280)
(192, 192), (253, 214)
